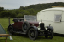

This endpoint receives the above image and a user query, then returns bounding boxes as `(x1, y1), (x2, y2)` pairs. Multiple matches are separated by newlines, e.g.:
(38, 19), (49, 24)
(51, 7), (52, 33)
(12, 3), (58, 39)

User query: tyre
(45, 30), (48, 38)
(8, 25), (14, 35)
(22, 21), (30, 32)
(48, 30), (53, 39)
(45, 29), (53, 39)
(28, 28), (38, 40)
(45, 35), (48, 38)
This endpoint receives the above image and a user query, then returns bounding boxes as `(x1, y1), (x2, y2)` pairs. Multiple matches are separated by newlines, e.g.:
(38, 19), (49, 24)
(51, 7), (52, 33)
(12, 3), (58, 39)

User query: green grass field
(0, 18), (64, 42)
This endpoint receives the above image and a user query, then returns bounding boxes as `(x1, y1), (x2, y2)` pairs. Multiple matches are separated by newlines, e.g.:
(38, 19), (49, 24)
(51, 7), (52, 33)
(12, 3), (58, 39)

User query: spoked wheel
(45, 29), (53, 39)
(23, 23), (28, 32)
(22, 21), (30, 32)
(28, 28), (38, 40)
(8, 25), (13, 35)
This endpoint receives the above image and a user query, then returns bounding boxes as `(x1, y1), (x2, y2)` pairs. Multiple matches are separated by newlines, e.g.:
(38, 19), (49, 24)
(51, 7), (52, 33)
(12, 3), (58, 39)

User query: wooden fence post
(8, 17), (10, 25)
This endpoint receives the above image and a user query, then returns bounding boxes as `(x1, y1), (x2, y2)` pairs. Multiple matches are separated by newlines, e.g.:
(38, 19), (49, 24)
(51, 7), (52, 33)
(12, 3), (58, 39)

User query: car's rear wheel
(28, 28), (38, 40)
(8, 25), (14, 35)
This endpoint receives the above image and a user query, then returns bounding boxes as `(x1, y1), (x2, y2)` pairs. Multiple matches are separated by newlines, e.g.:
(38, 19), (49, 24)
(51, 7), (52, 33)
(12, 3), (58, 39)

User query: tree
(0, 7), (4, 12)
(0, 11), (11, 18)
(23, 10), (30, 15)
(27, 8), (35, 15)
(16, 13), (23, 18)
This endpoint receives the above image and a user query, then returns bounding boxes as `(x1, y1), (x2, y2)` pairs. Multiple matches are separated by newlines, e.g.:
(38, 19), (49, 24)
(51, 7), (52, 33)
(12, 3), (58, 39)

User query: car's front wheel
(28, 28), (38, 40)
(45, 29), (53, 39)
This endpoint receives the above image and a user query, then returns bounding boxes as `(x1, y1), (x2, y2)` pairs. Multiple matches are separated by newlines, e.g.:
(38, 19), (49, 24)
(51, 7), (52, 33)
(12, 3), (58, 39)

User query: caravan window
(54, 14), (62, 22)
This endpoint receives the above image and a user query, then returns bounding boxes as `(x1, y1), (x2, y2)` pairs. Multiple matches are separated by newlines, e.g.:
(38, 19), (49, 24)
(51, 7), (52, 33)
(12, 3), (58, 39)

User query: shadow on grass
(37, 36), (47, 40)
(11, 33), (28, 38)
(54, 33), (64, 37)
(9, 33), (64, 40)
(11, 33), (53, 40)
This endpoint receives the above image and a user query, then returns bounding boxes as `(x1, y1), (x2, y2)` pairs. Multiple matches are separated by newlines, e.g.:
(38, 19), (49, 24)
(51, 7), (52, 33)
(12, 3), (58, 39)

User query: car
(8, 18), (53, 40)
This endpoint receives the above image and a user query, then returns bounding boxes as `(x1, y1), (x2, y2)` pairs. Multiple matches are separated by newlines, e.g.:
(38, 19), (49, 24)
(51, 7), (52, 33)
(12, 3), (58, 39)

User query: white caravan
(37, 7), (64, 34)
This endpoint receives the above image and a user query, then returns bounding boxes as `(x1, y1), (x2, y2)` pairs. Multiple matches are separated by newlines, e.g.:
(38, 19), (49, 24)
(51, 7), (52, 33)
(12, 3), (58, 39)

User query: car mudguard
(26, 26), (38, 34)
(8, 24), (12, 29)
(30, 26), (38, 30)
(47, 26), (53, 30)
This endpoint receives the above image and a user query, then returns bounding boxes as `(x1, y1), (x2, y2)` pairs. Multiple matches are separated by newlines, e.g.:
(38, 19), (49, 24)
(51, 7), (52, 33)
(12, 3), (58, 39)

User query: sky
(0, 0), (64, 9)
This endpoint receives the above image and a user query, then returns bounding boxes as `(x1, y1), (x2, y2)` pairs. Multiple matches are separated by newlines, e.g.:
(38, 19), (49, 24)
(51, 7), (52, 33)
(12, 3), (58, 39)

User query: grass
(0, 18), (64, 42)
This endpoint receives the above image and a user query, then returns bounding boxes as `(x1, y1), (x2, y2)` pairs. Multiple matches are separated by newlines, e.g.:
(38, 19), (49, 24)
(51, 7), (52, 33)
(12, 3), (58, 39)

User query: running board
(13, 31), (26, 34)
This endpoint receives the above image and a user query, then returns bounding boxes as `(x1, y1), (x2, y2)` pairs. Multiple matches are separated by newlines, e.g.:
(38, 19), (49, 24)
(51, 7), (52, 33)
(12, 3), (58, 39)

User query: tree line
(0, 2), (64, 18)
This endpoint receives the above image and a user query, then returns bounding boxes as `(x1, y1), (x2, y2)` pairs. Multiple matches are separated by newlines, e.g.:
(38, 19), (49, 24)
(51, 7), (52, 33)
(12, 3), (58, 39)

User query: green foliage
(23, 10), (30, 15)
(16, 13), (23, 18)
(0, 11), (11, 18)
(8, 10), (17, 18)
(0, 7), (4, 12)
(27, 8), (35, 15)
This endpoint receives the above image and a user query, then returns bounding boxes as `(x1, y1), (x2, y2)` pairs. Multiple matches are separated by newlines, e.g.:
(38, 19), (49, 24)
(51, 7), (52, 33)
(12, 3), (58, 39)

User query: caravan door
(53, 10), (64, 34)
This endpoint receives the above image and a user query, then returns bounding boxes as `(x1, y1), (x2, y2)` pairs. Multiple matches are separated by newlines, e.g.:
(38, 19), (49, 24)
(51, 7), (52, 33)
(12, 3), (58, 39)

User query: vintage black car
(8, 18), (53, 40)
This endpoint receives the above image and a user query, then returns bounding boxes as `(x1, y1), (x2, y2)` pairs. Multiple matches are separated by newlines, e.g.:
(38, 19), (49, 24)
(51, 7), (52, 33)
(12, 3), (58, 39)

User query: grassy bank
(0, 18), (64, 42)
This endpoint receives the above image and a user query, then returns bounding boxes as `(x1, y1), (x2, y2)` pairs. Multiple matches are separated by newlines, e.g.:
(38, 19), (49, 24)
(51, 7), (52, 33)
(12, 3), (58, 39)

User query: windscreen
(24, 15), (37, 22)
